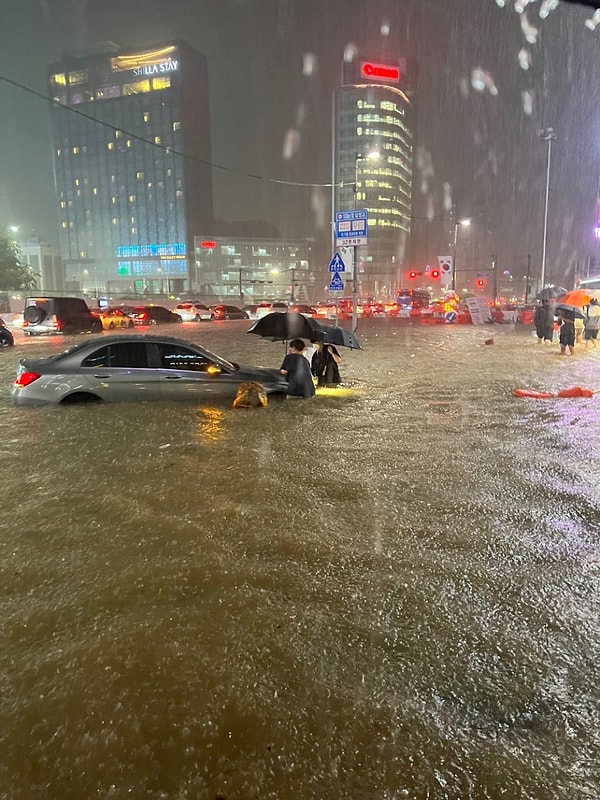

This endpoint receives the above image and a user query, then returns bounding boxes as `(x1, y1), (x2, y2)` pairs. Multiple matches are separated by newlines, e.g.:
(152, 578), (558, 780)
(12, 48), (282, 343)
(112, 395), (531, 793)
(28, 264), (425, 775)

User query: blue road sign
(445, 311), (457, 324)
(329, 272), (344, 291)
(328, 253), (346, 272)
(335, 209), (368, 246)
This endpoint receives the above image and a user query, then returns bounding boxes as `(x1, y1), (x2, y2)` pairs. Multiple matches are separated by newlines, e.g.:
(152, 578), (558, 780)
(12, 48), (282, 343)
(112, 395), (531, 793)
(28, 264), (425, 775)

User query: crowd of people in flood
(534, 297), (600, 355)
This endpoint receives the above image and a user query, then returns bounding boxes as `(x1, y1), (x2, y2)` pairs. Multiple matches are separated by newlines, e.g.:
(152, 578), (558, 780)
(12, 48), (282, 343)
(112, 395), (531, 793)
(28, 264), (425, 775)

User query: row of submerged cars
(5, 296), (290, 406)
(11, 296), (254, 336)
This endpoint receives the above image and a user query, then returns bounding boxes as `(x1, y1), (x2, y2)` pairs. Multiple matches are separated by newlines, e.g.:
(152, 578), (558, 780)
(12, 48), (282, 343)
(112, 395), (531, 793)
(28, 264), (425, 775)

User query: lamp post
(452, 218), (471, 292)
(352, 150), (379, 332)
(539, 127), (556, 291)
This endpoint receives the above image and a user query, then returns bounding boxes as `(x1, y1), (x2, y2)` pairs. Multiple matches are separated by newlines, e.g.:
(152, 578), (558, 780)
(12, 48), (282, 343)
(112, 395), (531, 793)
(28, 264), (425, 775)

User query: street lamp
(452, 218), (471, 292)
(539, 127), (556, 291)
(352, 149), (379, 332)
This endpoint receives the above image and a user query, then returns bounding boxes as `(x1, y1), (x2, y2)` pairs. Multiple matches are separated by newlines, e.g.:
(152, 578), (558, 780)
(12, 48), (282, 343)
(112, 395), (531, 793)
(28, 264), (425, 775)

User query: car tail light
(138, 313), (147, 320)
(22, 320), (29, 328)
(15, 371), (41, 388)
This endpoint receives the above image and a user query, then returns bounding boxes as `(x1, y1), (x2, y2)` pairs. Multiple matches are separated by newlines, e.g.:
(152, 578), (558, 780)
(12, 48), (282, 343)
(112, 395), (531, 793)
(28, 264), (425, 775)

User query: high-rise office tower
(48, 41), (213, 296)
(333, 57), (413, 299)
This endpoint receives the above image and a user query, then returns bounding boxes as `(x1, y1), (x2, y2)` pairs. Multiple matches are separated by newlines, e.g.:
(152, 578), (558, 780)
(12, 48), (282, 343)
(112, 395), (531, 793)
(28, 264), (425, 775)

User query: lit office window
(152, 77), (171, 90)
(131, 227), (137, 234)
(92, 187), (98, 195)
(143, 112), (150, 122)
(111, 218), (118, 225)
(79, 251), (87, 259)
(154, 136), (161, 144)
(51, 73), (66, 86)
(130, 216), (136, 224)
(60, 201), (66, 209)
(166, 169), (173, 177)
(111, 197), (117, 204)
(107, 142), (114, 150)
(128, 194), (136, 202)
(123, 80), (151, 95)
(147, 182), (153, 188)
(68, 70), (87, 85)
(126, 140), (132, 148)
(61, 221), (68, 229)
(72, 146), (79, 154)
(57, 148), (62, 156)
(136, 172), (144, 180)
(74, 179), (80, 186)
(172, 121), (181, 131)
(115, 130), (122, 139)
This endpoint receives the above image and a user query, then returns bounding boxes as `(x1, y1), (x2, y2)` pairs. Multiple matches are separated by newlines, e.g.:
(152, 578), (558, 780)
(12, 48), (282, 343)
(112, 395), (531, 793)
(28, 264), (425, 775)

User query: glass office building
(334, 57), (413, 300)
(48, 41), (213, 296)
(194, 236), (315, 304)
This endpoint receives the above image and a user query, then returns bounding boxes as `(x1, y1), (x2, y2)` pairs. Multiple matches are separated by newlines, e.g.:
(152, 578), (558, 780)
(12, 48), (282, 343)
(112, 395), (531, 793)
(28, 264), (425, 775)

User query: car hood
(237, 364), (287, 385)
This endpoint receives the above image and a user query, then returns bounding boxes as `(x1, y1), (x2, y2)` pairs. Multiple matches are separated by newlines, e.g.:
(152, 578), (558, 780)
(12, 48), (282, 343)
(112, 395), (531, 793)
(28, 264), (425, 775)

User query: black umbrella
(555, 303), (587, 320)
(536, 286), (568, 301)
(247, 312), (325, 342)
(320, 324), (362, 350)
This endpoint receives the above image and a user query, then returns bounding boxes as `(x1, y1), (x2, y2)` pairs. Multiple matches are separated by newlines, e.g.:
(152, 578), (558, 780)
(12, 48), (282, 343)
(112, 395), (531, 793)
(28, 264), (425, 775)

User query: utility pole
(539, 127), (556, 291)
(290, 268), (295, 304)
(524, 254), (531, 303)
(238, 268), (243, 302)
(491, 254), (498, 302)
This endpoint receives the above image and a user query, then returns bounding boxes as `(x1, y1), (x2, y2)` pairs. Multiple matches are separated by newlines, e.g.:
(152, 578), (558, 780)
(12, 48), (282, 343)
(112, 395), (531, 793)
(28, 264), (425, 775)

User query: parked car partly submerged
(11, 334), (289, 406)
(175, 302), (212, 322)
(129, 305), (183, 325)
(209, 305), (249, 320)
(0, 317), (15, 347)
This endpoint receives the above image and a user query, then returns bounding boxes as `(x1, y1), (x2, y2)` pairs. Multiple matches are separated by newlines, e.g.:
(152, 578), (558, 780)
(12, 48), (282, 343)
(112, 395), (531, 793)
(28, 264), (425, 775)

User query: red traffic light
(430, 269), (440, 279)
(408, 270), (417, 279)
(476, 278), (486, 288)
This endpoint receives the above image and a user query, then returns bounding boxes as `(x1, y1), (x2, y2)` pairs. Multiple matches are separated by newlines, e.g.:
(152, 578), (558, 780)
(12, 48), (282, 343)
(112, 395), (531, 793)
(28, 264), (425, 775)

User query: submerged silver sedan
(11, 334), (288, 406)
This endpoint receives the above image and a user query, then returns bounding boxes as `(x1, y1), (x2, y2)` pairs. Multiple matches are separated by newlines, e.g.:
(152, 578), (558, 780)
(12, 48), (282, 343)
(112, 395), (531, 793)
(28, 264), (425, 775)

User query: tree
(0, 227), (38, 291)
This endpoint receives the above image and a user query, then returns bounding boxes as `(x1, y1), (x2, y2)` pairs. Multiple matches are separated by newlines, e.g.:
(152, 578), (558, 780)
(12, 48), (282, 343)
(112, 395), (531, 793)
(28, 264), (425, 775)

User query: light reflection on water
(0, 320), (599, 799)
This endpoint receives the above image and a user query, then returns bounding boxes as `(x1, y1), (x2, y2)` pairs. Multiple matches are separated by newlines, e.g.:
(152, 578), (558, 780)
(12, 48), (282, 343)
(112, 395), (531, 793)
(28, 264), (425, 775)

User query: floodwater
(0, 319), (599, 800)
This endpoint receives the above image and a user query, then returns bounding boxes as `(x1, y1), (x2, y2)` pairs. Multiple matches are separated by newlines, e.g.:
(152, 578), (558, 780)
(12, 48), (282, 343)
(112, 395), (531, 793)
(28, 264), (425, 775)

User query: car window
(155, 342), (215, 372)
(82, 342), (150, 369)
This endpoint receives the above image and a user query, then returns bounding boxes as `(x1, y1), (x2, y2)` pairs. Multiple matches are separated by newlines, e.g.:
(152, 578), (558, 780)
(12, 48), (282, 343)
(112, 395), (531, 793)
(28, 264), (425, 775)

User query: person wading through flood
(311, 341), (342, 387)
(534, 298), (555, 344)
(280, 339), (315, 398)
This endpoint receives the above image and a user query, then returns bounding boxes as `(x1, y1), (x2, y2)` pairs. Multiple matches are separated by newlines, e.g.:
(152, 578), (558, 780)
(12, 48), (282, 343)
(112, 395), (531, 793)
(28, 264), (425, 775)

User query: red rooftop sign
(360, 61), (401, 83)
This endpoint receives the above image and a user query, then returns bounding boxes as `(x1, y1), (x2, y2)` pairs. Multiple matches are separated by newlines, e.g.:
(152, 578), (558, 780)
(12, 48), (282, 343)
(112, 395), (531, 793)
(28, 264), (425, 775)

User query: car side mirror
(206, 365), (222, 376)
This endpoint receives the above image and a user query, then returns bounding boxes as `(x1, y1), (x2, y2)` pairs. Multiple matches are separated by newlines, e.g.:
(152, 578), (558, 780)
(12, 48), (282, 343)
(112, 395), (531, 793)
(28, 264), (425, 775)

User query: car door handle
(164, 375), (182, 379)
(94, 375), (111, 379)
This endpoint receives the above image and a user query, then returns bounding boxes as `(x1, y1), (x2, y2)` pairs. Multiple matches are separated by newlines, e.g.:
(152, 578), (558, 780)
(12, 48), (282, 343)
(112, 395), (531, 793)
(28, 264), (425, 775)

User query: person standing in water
(280, 339), (315, 398)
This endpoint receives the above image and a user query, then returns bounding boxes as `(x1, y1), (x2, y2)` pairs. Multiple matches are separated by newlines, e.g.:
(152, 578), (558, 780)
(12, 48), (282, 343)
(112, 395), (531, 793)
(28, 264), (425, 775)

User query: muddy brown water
(0, 319), (599, 799)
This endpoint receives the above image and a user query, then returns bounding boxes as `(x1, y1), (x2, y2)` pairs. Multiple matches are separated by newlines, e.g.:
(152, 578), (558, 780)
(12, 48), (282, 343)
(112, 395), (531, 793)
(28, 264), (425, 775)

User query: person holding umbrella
(311, 340), (342, 387)
(280, 339), (315, 398)
(556, 307), (576, 355)
(533, 298), (555, 344)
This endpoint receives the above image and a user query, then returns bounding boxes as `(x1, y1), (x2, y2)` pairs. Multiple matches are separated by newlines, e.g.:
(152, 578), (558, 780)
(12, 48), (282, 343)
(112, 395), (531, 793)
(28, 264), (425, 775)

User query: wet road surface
(0, 319), (599, 799)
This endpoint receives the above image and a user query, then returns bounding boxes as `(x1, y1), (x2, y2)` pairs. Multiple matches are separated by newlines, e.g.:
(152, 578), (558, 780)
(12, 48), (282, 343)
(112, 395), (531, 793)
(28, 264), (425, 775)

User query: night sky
(1, 0), (599, 288)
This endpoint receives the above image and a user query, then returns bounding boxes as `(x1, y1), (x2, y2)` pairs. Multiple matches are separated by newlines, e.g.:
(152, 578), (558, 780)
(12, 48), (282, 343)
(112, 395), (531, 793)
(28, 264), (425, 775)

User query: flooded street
(0, 319), (599, 800)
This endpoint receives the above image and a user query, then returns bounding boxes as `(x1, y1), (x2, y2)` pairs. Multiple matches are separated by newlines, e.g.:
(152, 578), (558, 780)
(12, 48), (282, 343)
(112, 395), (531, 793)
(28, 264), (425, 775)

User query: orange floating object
(514, 386), (595, 399)
(557, 386), (594, 398)
(513, 389), (555, 399)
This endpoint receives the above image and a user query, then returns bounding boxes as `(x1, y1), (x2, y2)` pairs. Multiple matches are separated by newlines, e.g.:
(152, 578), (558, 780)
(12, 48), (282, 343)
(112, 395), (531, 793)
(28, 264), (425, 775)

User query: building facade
(193, 236), (315, 305)
(48, 41), (213, 298)
(334, 57), (414, 300)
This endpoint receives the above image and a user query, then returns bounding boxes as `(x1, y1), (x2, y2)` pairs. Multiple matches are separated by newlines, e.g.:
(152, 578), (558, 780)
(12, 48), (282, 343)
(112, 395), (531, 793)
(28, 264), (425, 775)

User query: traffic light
(408, 270), (418, 279)
(476, 278), (486, 289)
(430, 268), (440, 279)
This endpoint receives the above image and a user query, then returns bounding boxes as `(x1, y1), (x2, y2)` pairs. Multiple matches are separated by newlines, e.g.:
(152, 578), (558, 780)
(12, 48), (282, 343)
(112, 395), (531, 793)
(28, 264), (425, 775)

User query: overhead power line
(0, 74), (339, 189)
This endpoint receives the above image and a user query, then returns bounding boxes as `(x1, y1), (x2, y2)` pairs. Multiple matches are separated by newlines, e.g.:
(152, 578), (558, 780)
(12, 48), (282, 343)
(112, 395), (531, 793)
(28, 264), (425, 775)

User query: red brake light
(15, 371), (41, 388)
(139, 313), (147, 320)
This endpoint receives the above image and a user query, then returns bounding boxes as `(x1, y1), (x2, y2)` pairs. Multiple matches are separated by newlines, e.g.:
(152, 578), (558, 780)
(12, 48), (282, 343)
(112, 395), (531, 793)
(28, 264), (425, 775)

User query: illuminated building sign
(360, 62), (401, 83)
(133, 60), (178, 77)
(112, 45), (178, 74)
(200, 240), (217, 248)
